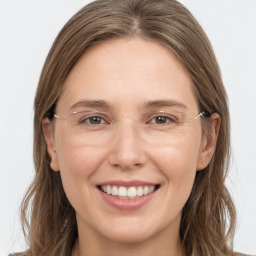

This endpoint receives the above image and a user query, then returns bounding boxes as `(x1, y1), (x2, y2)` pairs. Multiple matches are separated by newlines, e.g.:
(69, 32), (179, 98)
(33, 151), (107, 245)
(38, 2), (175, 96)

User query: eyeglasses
(53, 110), (207, 146)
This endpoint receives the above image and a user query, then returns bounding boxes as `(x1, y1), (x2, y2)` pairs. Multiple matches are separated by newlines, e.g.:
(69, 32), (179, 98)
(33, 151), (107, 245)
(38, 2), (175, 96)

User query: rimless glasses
(52, 109), (207, 146)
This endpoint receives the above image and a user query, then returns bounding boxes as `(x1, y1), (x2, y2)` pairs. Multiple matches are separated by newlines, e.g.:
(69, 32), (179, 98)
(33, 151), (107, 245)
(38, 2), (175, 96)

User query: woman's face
(44, 38), (215, 245)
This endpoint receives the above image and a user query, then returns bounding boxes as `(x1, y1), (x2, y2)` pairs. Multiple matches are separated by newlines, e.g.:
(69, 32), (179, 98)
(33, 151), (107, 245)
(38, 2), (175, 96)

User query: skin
(43, 37), (220, 256)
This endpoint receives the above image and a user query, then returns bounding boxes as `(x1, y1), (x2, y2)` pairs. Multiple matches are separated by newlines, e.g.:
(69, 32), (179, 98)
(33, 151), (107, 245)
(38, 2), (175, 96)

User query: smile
(97, 181), (161, 210)
(99, 185), (159, 199)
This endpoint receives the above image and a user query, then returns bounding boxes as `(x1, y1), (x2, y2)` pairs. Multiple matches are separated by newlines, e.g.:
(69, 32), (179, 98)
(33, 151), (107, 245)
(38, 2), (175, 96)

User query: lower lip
(98, 188), (157, 211)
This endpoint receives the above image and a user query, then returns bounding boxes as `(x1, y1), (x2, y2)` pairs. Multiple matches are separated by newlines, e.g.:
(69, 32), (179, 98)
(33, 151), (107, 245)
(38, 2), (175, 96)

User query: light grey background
(0, 0), (255, 255)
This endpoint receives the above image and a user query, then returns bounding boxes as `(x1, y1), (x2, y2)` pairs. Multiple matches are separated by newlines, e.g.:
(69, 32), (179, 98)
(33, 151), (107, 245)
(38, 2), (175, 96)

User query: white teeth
(100, 185), (157, 198)
(127, 187), (137, 198)
(107, 185), (111, 194)
(119, 186), (127, 197)
(112, 185), (118, 196)
(143, 186), (148, 195)
(137, 186), (143, 196)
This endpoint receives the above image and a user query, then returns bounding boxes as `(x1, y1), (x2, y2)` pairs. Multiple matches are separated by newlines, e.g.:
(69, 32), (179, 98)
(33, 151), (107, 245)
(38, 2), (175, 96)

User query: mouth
(97, 184), (160, 199)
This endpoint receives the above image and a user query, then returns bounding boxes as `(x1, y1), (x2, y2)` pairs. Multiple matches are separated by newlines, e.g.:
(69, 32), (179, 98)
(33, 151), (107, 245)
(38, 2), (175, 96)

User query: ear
(197, 113), (221, 171)
(42, 118), (60, 171)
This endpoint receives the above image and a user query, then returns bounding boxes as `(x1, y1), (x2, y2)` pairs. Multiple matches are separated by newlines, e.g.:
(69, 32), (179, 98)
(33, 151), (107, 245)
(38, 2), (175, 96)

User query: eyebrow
(70, 100), (111, 110)
(69, 99), (188, 111)
(144, 100), (188, 109)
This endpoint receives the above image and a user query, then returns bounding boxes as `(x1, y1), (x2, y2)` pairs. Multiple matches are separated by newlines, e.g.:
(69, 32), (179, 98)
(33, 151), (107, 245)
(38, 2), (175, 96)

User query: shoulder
(234, 253), (255, 256)
(8, 253), (29, 256)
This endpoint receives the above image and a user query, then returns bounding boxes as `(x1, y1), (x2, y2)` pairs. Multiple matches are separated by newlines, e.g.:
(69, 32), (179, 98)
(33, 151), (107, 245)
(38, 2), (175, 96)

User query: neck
(72, 221), (184, 256)
(73, 240), (184, 256)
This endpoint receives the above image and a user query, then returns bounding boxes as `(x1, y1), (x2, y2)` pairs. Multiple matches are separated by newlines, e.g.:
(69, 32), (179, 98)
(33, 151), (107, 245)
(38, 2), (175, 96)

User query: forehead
(58, 37), (198, 113)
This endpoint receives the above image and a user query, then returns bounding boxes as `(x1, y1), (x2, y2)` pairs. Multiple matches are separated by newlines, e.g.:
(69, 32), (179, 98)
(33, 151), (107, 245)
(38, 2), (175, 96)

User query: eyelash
(78, 114), (177, 126)
(147, 115), (176, 125)
(79, 115), (109, 125)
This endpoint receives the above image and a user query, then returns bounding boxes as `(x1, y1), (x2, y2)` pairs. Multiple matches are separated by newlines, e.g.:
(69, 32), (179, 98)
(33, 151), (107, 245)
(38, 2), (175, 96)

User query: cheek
(152, 136), (201, 196)
(55, 128), (101, 175)
(56, 143), (108, 215)
(159, 148), (197, 196)
(154, 136), (201, 174)
(54, 131), (105, 197)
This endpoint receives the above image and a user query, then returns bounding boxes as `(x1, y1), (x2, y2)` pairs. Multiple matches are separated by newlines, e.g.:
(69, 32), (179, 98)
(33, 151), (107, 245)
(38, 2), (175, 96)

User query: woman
(12, 0), (249, 255)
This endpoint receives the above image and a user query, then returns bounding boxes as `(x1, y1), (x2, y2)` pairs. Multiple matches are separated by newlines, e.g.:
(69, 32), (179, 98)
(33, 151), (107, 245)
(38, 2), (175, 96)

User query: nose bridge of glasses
(113, 114), (176, 146)
(114, 114), (140, 132)
(109, 115), (146, 154)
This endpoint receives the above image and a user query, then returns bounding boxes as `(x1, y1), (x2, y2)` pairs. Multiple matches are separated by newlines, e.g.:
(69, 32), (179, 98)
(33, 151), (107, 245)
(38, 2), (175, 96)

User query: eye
(148, 115), (176, 125)
(81, 116), (106, 125)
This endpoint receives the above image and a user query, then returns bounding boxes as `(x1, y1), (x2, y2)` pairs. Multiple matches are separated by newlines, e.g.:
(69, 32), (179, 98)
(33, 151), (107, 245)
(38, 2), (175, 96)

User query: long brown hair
(18, 0), (236, 255)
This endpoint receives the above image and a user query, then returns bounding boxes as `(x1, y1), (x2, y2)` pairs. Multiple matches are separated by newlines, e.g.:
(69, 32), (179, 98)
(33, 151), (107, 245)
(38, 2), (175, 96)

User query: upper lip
(97, 180), (158, 187)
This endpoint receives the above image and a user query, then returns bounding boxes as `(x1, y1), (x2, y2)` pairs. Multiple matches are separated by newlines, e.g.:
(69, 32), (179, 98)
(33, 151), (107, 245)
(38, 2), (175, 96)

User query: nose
(107, 120), (147, 170)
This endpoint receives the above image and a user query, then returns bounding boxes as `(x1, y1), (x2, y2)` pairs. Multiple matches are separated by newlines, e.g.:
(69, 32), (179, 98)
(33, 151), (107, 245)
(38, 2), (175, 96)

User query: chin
(103, 229), (152, 244)
(96, 215), (168, 245)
